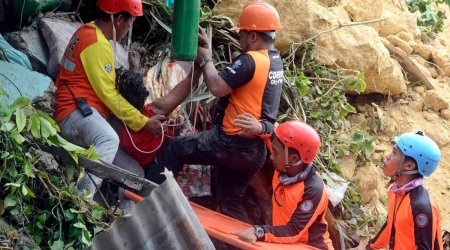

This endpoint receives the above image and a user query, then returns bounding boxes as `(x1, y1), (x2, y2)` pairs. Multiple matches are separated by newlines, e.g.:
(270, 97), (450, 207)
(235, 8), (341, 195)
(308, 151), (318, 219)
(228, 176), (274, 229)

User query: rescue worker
(233, 121), (334, 249)
(146, 1), (284, 222)
(362, 131), (443, 250)
(53, 0), (165, 200)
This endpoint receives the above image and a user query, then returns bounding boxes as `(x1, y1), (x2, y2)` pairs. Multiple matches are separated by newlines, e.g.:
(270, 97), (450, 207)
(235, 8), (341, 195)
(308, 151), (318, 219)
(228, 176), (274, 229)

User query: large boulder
(214, 0), (407, 95)
(39, 17), (82, 80)
(341, 0), (421, 39)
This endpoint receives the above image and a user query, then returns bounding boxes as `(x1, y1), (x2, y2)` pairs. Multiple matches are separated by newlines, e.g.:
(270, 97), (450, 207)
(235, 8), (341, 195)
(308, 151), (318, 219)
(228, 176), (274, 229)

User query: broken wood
(382, 39), (435, 90)
(42, 145), (157, 196)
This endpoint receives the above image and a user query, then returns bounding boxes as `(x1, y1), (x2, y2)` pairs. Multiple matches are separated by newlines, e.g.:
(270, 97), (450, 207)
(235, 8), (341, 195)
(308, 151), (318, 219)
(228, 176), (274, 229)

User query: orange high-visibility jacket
(261, 168), (333, 250)
(369, 186), (443, 250)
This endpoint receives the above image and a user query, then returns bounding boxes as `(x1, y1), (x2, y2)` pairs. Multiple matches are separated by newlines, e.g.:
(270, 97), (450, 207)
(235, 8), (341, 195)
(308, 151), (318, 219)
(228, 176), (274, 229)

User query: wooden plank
(43, 146), (157, 196)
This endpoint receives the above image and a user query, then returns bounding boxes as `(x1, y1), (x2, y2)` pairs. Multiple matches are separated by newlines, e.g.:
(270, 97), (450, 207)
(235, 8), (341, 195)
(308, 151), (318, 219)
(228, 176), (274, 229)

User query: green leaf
(50, 240), (65, 250)
(10, 97), (30, 110)
(0, 95), (10, 117)
(9, 207), (19, 216)
(0, 86), (8, 96)
(4, 196), (17, 208)
(37, 213), (48, 230)
(73, 222), (87, 230)
(1, 122), (15, 132)
(24, 162), (35, 178)
(22, 184), (29, 196)
(93, 226), (103, 236)
(15, 108), (26, 132)
(30, 114), (41, 138)
(64, 209), (75, 221)
(81, 229), (92, 245)
(36, 110), (60, 132)
(10, 130), (26, 145)
(38, 116), (57, 138)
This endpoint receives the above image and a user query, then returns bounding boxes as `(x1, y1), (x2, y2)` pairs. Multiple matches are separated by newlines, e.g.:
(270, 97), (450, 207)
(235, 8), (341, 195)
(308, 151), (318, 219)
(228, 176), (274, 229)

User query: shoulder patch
(104, 63), (112, 73)
(300, 200), (314, 213)
(415, 214), (429, 228)
(231, 59), (242, 70)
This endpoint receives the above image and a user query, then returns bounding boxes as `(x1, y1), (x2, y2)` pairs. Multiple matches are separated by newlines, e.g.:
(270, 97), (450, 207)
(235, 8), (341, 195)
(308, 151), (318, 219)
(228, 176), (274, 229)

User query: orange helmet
(98, 0), (143, 17)
(231, 1), (282, 31)
(274, 121), (320, 164)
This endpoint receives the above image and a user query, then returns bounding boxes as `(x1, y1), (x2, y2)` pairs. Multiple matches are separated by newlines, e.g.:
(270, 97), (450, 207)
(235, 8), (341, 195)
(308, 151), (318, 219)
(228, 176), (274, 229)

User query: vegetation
(406, 0), (450, 39)
(0, 87), (106, 249)
(0, 0), (387, 248)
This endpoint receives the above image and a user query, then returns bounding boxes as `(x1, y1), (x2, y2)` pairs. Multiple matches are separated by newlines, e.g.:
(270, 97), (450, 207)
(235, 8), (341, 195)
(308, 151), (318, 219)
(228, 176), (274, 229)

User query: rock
(429, 67), (438, 78)
(32, 84), (56, 117)
(431, 47), (450, 77)
(413, 86), (425, 95)
(214, 0), (407, 95)
(378, 1), (421, 39)
(384, 119), (397, 137)
(411, 100), (424, 112)
(315, 0), (337, 7)
(423, 90), (449, 112)
(0, 61), (53, 105)
(6, 29), (49, 75)
(39, 17), (82, 80)
(330, 6), (351, 22)
(409, 41), (433, 60)
(341, 0), (383, 32)
(339, 154), (357, 180)
(354, 165), (380, 204)
(378, 135), (390, 143)
(426, 127), (450, 148)
(440, 109), (450, 120)
(396, 31), (414, 42)
(423, 111), (440, 122)
(386, 35), (413, 54)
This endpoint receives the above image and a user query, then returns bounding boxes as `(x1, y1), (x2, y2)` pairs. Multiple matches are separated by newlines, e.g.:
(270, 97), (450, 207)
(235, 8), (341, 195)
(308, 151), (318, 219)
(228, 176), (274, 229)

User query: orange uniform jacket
(220, 50), (282, 136)
(261, 167), (333, 250)
(368, 186), (443, 250)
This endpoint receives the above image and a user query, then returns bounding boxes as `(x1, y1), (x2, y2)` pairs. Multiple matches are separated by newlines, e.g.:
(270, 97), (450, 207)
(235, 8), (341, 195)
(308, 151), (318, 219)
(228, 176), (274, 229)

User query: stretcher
(123, 190), (318, 250)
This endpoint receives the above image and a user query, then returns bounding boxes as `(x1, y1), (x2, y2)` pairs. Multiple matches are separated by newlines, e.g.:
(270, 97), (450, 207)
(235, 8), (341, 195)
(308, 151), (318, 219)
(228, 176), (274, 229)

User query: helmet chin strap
(283, 145), (302, 173)
(126, 18), (135, 53)
(110, 15), (117, 53)
(386, 154), (419, 188)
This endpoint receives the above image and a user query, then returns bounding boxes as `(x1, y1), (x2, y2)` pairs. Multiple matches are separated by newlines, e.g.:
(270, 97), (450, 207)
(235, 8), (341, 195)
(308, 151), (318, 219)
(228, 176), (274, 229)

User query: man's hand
(128, 50), (140, 73)
(231, 227), (257, 244)
(235, 113), (263, 136)
(196, 28), (212, 64)
(144, 115), (166, 137)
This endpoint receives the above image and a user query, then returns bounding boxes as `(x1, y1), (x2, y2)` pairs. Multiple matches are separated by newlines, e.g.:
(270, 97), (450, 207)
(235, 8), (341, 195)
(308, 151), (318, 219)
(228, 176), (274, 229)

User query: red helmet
(274, 121), (320, 164)
(230, 1), (282, 31)
(98, 0), (143, 17)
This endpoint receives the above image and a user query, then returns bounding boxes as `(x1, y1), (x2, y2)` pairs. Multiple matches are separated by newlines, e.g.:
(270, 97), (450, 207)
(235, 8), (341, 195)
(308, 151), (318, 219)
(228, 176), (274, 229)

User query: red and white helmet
(274, 121), (320, 164)
(98, 0), (143, 17)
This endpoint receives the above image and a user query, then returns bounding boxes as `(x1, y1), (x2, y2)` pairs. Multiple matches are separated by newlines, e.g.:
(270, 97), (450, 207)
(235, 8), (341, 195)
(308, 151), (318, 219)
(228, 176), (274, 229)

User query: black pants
(145, 127), (267, 223)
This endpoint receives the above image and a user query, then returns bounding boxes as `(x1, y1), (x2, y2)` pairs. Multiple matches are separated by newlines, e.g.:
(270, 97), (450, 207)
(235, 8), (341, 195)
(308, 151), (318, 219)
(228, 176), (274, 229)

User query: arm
(410, 194), (434, 250)
(196, 28), (232, 97)
(201, 62), (232, 97)
(367, 221), (390, 249)
(152, 63), (202, 116)
(80, 42), (148, 132)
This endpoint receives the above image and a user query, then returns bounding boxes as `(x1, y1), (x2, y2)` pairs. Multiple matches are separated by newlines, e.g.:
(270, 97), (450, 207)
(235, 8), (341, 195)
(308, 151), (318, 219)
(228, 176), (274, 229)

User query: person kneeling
(233, 121), (333, 249)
